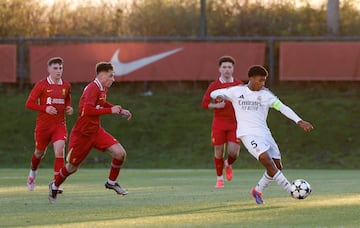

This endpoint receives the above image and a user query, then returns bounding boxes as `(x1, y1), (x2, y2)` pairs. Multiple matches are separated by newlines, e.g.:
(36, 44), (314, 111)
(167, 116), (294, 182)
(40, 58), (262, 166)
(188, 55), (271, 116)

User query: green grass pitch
(1, 169), (359, 227)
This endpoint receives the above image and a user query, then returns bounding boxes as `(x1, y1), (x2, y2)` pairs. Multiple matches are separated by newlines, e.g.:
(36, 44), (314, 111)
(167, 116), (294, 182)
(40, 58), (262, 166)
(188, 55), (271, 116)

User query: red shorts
(66, 127), (119, 166)
(211, 119), (240, 146)
(34, 124), (68, 151)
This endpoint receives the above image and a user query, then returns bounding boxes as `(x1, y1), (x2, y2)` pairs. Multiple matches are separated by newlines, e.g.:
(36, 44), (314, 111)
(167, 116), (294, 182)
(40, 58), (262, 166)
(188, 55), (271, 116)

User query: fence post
(199, 0), (206, 38)
(268, 38), (275, 88)
(18, 37), (25, 90)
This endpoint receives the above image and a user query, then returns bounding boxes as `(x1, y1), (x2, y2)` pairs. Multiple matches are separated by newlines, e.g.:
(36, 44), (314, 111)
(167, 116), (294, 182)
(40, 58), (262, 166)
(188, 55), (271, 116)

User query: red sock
(54, 166), (70, 187)
(30, 153), (42, 171)
(54, 157), (64, 180)
(227, 155), (237, 166)
(214, 157), (224, 176)
(108, 158), (123, 181)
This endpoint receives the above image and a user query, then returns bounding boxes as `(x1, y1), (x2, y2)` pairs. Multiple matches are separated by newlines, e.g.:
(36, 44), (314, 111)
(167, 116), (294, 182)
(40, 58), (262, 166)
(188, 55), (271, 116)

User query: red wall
(280, 42), (360, 81)
(0, 45), (17, 83)
(30, 42), (265, 83)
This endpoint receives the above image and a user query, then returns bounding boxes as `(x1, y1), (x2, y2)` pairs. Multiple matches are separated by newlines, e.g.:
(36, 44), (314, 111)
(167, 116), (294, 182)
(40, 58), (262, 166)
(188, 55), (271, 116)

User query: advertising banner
(0, 45), (17, 83)
(280, 42), (360, 81)
(30, 42), (265, 83)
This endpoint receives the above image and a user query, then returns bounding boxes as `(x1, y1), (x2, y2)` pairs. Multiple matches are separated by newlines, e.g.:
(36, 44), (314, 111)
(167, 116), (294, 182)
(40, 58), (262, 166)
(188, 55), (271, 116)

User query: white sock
(107, 179), (116, 185)
(51, 182), (58, 190)
(255, 172), (273, 192)
(29, 170), (37, 178)
(273, 170), (292, 193)
(217, 176), (224, 181)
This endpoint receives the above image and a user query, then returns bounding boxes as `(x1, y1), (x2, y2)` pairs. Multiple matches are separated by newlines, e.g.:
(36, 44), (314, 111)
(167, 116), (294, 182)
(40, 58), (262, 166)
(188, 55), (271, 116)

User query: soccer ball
(290, 179), (312, 199)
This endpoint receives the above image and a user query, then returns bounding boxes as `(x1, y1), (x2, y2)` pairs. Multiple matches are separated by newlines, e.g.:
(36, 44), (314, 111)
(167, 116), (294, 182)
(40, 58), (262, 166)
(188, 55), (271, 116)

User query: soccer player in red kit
(48, 62), (132, 203)
(26, 57), (73, 192)
(202, 56), (243, 188)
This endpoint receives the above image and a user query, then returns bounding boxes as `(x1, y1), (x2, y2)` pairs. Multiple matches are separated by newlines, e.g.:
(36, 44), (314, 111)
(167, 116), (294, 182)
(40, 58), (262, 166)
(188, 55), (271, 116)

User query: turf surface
(1, 169), (359, 227)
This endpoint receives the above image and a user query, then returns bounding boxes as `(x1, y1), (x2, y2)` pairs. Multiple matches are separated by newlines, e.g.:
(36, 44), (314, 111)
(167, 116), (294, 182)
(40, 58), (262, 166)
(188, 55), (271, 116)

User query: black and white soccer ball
(290, 179), (312, 199)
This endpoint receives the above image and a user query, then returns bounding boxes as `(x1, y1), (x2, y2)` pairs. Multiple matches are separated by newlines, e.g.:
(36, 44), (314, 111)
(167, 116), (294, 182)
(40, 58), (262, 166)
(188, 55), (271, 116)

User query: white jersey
(210, 84), (301, 137)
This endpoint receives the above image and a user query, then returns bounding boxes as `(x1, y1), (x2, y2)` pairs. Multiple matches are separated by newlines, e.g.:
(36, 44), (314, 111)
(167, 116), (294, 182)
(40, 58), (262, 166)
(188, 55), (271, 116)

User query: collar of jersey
(219, 76), (234, 83)
(94, 78), (105, 91)
(47, 76), (63, 85)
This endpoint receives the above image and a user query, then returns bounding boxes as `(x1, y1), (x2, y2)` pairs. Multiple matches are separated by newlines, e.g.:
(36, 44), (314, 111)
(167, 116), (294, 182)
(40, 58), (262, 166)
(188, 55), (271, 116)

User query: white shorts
(240, 135), (281, 160)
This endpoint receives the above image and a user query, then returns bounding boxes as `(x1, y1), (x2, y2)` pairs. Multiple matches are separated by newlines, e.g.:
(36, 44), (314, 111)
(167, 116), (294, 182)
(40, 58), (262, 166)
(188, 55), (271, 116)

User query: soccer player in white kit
(210, 65), (314, 204)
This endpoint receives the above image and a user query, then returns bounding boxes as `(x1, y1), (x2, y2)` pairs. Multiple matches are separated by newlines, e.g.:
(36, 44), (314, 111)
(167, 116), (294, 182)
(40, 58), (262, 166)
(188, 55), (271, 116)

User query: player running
(48, 62), (132, 203)
(202, 56), (243, 188)
(26, 57), (73, 193)
(210, 65), (314, 204)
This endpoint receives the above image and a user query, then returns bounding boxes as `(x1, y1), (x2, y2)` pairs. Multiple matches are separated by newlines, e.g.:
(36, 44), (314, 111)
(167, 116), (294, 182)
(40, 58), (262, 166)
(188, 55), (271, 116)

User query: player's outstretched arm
(274, 100), (302, 123)
(297, 120), (314, 132)
(208, 101), (226, 109)
(111, 105), (122, 114)
(274, 100), (314, 132)
(111, 105), (132, 120)
(120, 109), (132, 120)
(210, 89), (229, 102)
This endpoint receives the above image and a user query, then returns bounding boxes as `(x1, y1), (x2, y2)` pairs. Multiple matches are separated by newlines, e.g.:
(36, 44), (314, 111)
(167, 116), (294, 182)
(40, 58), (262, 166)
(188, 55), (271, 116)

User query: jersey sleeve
(201, 82), (215, 109)
(81, 85), (112, 116)
(25, 82), (47, 112)
(65, 83), (72, 107)
(210, 86), (235, 102)
(103, 101), (114, 108)
(262, 89), (278, 107)
(272, 99), (302, 123)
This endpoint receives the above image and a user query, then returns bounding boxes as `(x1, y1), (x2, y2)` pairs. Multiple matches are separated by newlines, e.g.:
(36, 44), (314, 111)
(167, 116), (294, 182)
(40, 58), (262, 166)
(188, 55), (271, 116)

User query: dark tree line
(0, 0), (359, 37)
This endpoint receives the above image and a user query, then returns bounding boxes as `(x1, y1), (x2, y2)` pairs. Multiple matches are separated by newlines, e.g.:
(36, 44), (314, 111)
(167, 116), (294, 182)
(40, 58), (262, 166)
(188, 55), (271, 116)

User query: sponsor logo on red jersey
(46, 97), (65, 105)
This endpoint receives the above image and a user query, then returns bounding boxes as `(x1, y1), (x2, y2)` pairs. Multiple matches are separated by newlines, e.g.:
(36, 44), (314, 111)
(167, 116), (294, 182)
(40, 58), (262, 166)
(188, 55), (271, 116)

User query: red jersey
(202, 77), (243, 122)
(26, 76), (71, 129)
(72, 78), (114, 136)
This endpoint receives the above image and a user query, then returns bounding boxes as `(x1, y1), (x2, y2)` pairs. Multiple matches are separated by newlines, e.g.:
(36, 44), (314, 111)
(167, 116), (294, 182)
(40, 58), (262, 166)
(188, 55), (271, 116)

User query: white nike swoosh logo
(110, 48), (183, 76)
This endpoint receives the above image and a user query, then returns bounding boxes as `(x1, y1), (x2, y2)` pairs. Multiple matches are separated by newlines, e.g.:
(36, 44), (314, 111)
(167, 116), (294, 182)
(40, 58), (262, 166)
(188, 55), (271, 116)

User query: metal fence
(1, 36), (360, 89)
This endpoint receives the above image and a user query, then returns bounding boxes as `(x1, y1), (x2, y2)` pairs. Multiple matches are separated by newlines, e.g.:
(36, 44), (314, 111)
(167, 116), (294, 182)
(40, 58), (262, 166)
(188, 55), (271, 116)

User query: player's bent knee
(66, 163), (78, 173)
(214, 145), (225, 157)
(107, 143), (127, 160)
(228, 148), (239, 158)
(34, 149), (46, 158)
(113, 150), (126, 161)
(54, 150), (65, 157)
(273, 159), (283, 170)
(120, 150), (127, 160)
(258, 152), (278, 177)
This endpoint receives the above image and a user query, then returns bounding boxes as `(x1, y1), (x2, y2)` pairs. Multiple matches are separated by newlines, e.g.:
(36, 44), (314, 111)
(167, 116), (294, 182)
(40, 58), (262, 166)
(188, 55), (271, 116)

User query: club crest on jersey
(62, 88), (66, 95)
